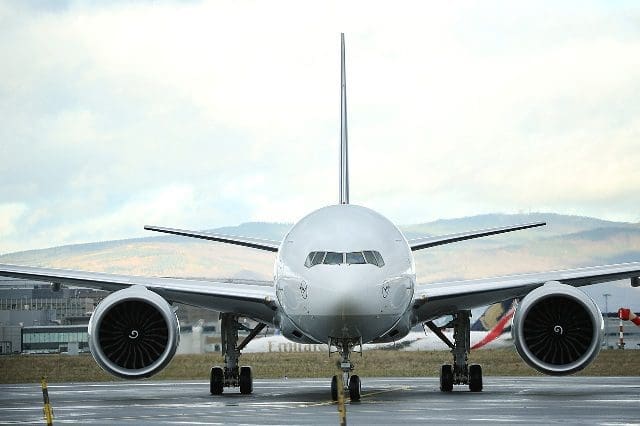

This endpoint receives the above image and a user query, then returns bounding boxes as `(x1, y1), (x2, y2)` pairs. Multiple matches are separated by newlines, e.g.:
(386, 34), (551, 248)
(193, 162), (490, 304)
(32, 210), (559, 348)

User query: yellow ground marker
(336, 374), (347, 426)
(41, 376), (53, 426)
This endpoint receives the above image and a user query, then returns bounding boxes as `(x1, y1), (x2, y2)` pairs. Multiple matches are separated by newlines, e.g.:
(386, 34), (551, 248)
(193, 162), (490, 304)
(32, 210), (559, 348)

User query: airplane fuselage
(274, 204), (416, 344)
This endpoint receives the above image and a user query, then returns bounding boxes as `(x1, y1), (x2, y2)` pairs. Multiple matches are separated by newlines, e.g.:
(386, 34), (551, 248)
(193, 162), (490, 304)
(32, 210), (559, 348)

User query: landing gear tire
(440, 364), (453, 392)
(469, 364), (482, 392)
(210, 367), (224, 395)
(348, 375), (361, 401)
(331, 375), (339, 401)
(239, 366), (253, 395)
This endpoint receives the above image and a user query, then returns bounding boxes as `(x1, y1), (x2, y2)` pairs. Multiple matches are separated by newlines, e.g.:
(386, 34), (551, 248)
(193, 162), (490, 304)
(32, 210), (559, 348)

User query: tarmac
(1, 376), (639, 425)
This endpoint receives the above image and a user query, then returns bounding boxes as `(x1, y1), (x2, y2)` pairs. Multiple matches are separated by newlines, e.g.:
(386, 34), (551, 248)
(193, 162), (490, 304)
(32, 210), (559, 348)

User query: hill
(1, 213), (639, 309)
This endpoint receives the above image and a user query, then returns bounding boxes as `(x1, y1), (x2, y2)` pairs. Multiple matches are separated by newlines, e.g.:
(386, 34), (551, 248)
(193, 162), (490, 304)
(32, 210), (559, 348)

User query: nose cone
(311, 266), (383, 316)
(313, 267), (414, 312)
(294, 267), (413, 341)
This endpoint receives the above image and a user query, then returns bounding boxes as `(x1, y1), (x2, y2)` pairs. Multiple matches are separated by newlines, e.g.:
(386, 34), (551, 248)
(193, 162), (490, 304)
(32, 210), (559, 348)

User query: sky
(1, 1), (639, 254)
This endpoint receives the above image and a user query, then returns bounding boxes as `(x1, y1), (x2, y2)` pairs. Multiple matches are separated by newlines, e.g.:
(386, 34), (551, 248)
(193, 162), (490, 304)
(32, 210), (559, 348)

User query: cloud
(0, 203), (28, 242)
(0, 1), (639, 253)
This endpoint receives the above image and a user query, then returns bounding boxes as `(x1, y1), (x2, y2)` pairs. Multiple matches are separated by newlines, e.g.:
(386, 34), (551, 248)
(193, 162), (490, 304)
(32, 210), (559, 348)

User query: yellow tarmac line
(301, 385), (411, 407)
(360, 385), (411, 399)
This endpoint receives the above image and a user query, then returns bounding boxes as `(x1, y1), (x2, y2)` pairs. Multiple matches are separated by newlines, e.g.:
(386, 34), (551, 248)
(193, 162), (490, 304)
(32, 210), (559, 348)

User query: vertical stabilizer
(339, 33), (349, 204)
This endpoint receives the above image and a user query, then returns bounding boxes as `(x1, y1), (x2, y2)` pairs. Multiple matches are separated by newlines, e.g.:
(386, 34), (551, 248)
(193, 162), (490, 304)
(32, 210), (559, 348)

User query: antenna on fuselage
(339, 33), (350, 205)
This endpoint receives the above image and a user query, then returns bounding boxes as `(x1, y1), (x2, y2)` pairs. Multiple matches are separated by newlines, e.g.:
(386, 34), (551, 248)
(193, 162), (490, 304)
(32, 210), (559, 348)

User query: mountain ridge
(1, 212), (638, 310)
(3, 212), (637, 258)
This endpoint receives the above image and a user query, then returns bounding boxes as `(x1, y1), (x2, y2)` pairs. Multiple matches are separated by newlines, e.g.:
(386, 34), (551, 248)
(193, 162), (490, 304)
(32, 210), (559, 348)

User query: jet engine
(512, 281), (603, 375)
(88, 286), (180, 379)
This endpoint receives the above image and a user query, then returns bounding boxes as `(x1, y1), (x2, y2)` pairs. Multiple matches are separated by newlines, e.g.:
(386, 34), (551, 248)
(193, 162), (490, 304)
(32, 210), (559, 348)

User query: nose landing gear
(330, 339), (362, 401)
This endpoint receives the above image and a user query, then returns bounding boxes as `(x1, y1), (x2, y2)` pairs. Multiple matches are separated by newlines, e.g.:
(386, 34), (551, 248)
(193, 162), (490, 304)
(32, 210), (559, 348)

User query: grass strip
(1, 349), (637, 384)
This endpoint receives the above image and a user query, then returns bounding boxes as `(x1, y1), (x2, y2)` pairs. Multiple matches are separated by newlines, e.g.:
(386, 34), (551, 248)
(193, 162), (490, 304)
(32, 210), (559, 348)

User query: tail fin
(470, 298), (517, 350)
(339, 33), (349, 205)
(472, 298), (516, 331)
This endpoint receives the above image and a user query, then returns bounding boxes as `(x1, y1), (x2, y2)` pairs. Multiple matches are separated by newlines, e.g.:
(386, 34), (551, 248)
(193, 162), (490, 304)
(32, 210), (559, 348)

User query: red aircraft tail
(471, 300), (517, 350)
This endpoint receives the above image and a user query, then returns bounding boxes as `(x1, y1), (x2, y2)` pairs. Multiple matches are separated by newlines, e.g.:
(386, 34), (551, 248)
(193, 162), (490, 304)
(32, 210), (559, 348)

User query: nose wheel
(331, 375), (339, 401)
(348, 375), (361, 400)
(331, 374), (362, 401)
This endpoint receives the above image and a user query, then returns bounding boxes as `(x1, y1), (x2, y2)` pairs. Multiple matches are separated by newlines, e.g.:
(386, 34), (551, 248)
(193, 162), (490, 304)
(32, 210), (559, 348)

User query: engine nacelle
(88, 286), (180, 379)
(512, 282), (603, 376)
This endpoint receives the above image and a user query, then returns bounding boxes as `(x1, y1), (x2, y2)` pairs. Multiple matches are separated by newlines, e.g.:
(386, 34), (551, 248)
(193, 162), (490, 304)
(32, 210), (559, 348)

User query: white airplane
(1, 34), (640, 401)
(243, 303), (515, 353)
(241, 330), (512, 354)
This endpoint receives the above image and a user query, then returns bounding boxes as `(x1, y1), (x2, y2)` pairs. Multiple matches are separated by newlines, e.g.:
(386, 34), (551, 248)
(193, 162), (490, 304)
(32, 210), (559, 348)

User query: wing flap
(0, 263), (278, 324)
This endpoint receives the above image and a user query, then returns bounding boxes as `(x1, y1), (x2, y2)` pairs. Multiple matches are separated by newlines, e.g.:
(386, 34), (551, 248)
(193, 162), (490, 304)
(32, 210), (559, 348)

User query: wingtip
(525, 221), (546, 228)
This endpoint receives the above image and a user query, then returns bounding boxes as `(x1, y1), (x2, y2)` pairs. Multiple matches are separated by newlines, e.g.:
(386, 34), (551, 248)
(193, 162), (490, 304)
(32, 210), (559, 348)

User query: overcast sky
(1, 1), (639, 254)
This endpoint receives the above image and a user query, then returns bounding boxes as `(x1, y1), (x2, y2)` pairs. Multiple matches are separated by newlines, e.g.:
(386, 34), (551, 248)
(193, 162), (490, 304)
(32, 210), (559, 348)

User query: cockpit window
(311, 251), (325, 266)
(346, 252), (366, 264)
(305, 251), (325, 267)
(323, 252), (344, 265)
(304, 250), (385, 268)
(372, 251), (385, 267)
(363, 251), (377, 265)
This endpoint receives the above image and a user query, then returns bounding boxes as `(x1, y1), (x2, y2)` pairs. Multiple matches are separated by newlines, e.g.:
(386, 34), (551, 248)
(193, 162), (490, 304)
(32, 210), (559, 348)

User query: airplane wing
(407, 221), (546, 251)
(0, 264), (278, 324)
(412, 262), (640, 323)
(144, 225), (280, 252)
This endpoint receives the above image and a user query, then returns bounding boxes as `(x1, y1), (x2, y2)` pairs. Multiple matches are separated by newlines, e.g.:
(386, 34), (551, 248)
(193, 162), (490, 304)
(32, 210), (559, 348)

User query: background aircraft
(243, 299), (515, 353)
(1, 34), (639, 402)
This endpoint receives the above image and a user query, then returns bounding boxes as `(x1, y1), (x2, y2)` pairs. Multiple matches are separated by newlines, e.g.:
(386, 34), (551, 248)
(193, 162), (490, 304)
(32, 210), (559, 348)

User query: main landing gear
(330, 339), (362, 402)
(427, 310), (483, 392)
(210, 313), (265, 395)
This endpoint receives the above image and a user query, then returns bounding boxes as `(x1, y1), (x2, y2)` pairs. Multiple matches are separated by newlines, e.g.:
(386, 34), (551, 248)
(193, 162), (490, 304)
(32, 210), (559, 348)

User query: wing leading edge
(412, 261), (640, 323)
(0, 263), (278, 324)
(408, 221), (546, 251)
(144, 225), (280, 252)
(148, 221), (545, 253)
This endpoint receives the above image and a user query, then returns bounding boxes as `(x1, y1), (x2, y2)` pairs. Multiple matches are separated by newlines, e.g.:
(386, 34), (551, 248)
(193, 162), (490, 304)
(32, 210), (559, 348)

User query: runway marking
(2, 377), (639, 424)
(601, 423), (640, 426)
(361, 385), (411, 399)
(287, 384), (412, 408)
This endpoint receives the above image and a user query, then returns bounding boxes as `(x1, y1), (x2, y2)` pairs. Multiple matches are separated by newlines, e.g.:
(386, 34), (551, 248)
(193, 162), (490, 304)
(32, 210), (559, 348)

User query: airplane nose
(313, 270), (380, 316)
(278, 268), (414, 343)
(311, 270), (412, 315)
(300, 268), (413, 341)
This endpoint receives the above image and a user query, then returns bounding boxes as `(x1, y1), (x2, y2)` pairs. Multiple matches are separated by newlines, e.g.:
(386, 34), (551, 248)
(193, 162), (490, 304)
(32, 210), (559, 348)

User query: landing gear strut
(210, 313), (265, 395)
(435, 310), (483, 392)
(330, 339), (361, 401)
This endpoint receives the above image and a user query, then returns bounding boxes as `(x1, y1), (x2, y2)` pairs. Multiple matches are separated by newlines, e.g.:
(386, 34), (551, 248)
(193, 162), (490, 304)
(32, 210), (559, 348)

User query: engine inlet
(98, 300), (169, 369)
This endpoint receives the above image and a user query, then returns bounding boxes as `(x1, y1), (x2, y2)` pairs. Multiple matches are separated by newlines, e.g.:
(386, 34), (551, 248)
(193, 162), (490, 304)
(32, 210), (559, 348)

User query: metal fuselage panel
(275, 205), (415, 343)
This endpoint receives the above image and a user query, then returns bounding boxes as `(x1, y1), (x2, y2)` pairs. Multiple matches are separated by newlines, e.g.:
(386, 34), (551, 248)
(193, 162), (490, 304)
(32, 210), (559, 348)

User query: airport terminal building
(0, 278), (223, 354)
(0, 278), (103, 354)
